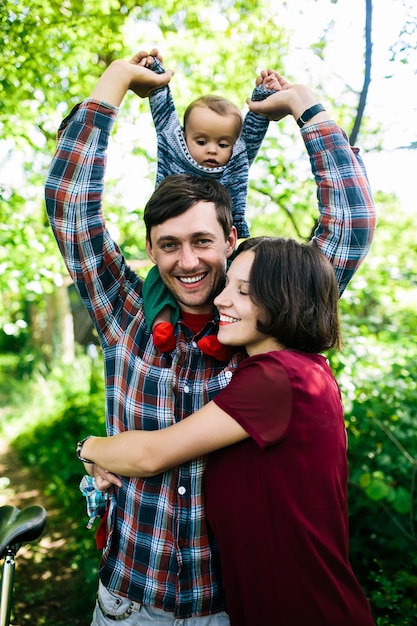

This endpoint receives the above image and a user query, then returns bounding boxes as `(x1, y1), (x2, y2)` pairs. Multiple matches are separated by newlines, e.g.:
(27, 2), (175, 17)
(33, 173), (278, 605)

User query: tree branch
(349, 0), (373, 145)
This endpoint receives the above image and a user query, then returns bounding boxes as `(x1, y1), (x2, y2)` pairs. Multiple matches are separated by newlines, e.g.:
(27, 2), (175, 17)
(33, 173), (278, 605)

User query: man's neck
(180, 310), (214, 334)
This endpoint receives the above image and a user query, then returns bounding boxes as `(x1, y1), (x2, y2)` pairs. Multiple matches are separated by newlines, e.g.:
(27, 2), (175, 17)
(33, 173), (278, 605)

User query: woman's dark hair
(236, 237), (341, 353)
(144, 174), (233, 245)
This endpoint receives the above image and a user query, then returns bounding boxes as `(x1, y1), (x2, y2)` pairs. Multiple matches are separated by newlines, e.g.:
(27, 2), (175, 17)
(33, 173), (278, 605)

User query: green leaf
(365, 478), (389, 501)
(392, 487), (411, 514)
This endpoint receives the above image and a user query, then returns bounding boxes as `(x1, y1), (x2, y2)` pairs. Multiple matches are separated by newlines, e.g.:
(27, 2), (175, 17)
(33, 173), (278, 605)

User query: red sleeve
(213, 353), (292, 448)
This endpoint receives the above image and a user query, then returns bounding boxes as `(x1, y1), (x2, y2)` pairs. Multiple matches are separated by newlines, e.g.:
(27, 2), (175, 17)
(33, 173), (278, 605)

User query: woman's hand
(92, 464), (123, 491)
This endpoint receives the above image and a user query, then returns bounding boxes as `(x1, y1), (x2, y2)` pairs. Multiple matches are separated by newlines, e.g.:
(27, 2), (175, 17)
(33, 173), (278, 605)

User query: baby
(142, 54), (277, 357)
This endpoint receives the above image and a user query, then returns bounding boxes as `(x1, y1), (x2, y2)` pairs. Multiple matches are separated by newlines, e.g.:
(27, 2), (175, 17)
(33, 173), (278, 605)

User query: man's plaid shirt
(44, 100), (375, 618)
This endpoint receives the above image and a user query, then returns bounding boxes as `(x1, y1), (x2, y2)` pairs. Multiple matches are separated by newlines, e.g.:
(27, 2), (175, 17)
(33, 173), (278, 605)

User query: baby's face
(184, 106), (240, 168)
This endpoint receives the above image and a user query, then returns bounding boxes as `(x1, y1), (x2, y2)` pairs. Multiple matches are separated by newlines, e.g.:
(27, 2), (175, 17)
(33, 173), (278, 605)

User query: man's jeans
(91, 581), (230, 626)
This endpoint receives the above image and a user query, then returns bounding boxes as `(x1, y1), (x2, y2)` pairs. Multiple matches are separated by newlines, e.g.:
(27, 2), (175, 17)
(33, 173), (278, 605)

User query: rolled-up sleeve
(302, 121), (376, 295)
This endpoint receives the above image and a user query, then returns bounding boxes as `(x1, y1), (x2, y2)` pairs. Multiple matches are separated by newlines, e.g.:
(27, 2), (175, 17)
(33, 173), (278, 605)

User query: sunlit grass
(0, 351), (103, 441)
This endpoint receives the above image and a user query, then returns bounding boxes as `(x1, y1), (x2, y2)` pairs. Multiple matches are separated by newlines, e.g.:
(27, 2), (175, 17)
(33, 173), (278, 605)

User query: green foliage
(0, 0), (134, 143)
(390, 0), (417, 67)
(0, 351), (107, 617)
(339, 191), (417, 342)
(334, 341), (417, 624)
(325, 193), (417, 625)
(0, 185), (62, 328)
(14, 384), (106, 505)
(249, 131), (319, 240)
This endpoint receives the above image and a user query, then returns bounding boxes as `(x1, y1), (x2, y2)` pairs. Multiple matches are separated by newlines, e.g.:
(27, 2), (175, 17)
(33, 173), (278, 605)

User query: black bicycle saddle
(0, 505), (47, 558)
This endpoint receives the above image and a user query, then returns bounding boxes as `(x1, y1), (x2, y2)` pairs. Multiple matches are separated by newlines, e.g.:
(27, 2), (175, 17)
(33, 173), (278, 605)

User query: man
(45, 50), (375, 625)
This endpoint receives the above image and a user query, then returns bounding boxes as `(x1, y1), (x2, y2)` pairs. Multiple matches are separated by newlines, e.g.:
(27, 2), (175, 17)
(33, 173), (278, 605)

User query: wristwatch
(296, 103), (325, 128)
(76, 435), (95, 463)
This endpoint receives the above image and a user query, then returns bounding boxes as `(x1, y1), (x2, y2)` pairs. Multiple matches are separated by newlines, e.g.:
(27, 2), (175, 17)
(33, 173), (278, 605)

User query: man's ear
(146, 239), (156, 264)
(226, 226), (238, 259)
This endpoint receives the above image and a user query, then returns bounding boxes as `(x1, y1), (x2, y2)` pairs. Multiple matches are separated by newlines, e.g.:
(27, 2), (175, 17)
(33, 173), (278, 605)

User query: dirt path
(0, 439), (96, 625)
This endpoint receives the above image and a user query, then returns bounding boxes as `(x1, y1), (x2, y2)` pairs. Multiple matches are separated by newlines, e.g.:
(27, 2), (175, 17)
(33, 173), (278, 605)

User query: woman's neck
(246, 337), (285, 357)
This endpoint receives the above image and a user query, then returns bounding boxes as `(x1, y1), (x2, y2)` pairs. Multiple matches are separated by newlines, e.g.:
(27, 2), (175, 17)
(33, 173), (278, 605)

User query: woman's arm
(81, 401), (248, 478)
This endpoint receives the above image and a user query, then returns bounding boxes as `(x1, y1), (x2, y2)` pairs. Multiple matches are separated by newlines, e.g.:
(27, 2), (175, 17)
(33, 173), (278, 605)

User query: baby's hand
(257, 69), (291, 92)
(130, 48), (164, 68)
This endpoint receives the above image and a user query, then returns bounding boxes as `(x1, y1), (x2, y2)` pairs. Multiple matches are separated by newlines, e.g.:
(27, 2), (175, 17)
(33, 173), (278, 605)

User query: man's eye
(161, 242), (177, 251)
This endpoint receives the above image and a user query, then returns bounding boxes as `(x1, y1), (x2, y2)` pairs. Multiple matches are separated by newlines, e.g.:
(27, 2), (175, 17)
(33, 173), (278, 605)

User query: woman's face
(214, 250), (277, 356)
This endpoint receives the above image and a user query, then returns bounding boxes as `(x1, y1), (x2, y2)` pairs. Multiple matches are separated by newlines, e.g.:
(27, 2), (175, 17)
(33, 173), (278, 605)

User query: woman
(78, 237), (375, 626)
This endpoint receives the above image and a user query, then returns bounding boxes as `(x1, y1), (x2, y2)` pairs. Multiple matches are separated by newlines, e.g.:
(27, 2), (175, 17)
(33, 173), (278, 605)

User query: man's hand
(132, 47), (163, 69)
(248, 70), (323, 123)
(127, 48), (174, 98)
(89, 48), (174, 106)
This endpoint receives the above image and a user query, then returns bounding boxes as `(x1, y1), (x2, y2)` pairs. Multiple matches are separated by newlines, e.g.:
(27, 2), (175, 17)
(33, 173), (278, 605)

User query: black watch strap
(296, 104), (325, 128)
(76, 435), (95, 463)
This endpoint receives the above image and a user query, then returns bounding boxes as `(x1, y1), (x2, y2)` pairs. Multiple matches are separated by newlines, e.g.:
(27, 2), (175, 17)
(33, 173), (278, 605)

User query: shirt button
(192, 341), (197, 348)
(178, 486), (186, 496)
(225, 370), (233, 380)
(183, 385), (190, 393)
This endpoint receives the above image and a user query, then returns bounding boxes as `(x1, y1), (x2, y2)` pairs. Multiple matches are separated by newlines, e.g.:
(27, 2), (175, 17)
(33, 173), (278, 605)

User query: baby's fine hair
(183, 95), (243, 137)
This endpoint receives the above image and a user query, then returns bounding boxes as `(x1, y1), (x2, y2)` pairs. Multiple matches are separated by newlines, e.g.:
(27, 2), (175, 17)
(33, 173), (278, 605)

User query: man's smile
(177, 272), (208, 285)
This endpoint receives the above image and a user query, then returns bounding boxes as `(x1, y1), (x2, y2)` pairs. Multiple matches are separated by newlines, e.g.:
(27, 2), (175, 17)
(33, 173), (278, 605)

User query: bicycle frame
(0, 505), (47, 626)
(0, 546), (16, 626)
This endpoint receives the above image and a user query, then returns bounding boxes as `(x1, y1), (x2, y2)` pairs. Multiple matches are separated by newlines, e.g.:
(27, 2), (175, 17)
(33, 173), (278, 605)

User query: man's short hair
(144, 174), (234, 244)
